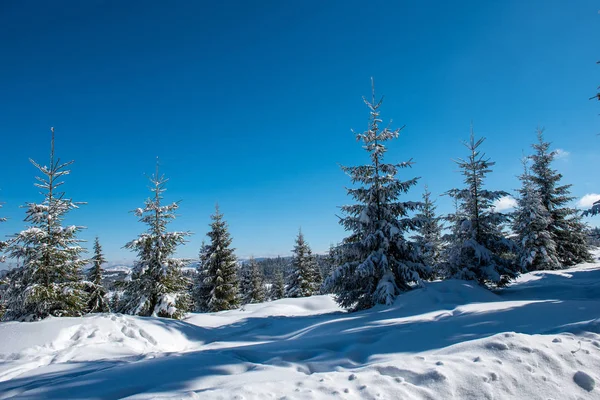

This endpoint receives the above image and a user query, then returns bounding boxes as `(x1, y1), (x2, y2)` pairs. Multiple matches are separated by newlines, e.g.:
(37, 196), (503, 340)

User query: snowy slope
(1, 259), (599, 399)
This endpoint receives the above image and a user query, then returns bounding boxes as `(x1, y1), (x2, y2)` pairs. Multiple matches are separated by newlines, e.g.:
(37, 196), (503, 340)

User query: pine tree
(240, 257), (265, 304)
(193, 206), (239, 312)
(120, 160), (191, 319)
(529, 129), (592, 266)
(286, 230), (321, 298)
(443, 130), (518, 286)
(512, 160), (561, 271)
(3, 127), (88, 321)
(87, 237), (109, 313)
(412, 186), (444, 275)
(325, 80), (427, 311)
(269, 268), (285, 300)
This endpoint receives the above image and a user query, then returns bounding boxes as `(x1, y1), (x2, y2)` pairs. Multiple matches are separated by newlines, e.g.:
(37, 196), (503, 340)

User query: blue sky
(0, 0), (599, 265)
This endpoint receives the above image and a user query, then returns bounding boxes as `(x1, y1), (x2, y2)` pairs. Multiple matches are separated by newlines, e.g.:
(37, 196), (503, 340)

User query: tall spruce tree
(529, 130), (592, 265)
(443, 130), (518, 286)
(3, 128), (88, 321)
(240, 257), (266, 304)
(87, 237), (109, 313)
(120, 160), (191, 319)
(325, 80), (427, 311)
(286, 230), (321, 298)
(412, 186), (444, 275)
(512, 160), (560, 271)
(193, 206), (239, 312)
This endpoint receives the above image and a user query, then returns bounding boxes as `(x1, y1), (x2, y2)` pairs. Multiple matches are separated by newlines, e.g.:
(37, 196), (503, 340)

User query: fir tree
(3, 128), (88, 321)
(120, 160), (191, 319)
(86, 237), (109, 313)
(412, 186), (444, 275)
(269, 268), (285, 300)
(512, 160), (560, 271)
(193, 206), (239, 312)
(240, 257), (265, 304)
(325, 80), (427, 311)
(529, 129), (592, 265)
(192, 241), (211, 312)
(286, 230), (321, 298)
(443, 130), (518, 286)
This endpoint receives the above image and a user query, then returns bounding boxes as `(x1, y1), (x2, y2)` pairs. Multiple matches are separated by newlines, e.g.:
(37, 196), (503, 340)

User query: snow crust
(1, 255), (600, 399)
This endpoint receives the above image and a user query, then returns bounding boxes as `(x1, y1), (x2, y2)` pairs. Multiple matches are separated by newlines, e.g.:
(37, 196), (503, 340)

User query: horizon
(1, 1), (599, 267)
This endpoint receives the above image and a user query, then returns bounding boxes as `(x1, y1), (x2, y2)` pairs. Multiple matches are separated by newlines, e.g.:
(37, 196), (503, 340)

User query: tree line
(0, 80), (596, 320)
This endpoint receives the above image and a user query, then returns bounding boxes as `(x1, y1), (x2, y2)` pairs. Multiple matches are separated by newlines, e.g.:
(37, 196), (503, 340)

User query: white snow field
(1, 260), (600, 399)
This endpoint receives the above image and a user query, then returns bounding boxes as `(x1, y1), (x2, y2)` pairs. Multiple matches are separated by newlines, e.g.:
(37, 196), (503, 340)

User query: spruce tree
(120, 161), (191, 319)
(3, 127), (88, 321)
(512, 160), (560, 271)
(87, 237), (109, 313)
(193, 206), (239, 312)
(269, 268), (285, 300)
(325, 80), (427, 311)
(192, 242), (211, 312)
(412, 186), (444, 275)
(286, 230), (321, 298)
(240, 257), (265, 304)
(529, 130), (592, 265)
(444, 130), (518, 286)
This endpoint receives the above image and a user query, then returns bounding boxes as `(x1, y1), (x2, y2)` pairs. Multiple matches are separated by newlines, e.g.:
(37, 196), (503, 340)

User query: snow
(2, 255), (600, 399)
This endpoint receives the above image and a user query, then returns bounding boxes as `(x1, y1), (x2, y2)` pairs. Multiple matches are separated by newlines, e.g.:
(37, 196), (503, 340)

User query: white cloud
(554, 148), (570, 159)
(577, 193), (600, 208)
(493, 196), (517, 212)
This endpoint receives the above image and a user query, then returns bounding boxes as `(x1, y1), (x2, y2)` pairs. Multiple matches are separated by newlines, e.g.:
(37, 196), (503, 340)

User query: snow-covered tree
(286, 230), (321, 298)
(119, 161), (191, 319)
(443, 131), (518, 286)
(269, 268), (285, 300)
(325, 80), (427, 311)
(239, 257), (265, 304)
(87, 237), (109, 313)
(411, 186), (444, 275)
(529, 130), (592, 265)
(2, 127), (88, 321)
(193, 206), (239, 312)
(318, 244), (339, 294)
(512, 160), (560, 271)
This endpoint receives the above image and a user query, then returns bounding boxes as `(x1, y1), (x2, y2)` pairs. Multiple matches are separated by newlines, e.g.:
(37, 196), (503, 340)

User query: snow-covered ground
(1, 259), (600, 399)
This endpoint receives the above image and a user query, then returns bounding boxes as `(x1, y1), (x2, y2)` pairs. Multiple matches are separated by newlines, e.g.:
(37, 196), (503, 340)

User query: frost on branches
(411, 186), (444, 276)
(193, 205), (239, 312)
(325, 80), (428, 312)
(444, 131), (518, 287)
(3, 128), (88, 321)
(286, 230), (321, 298)
(529, 130), (591, 266)
(119, 162), (191, 319)
(240, 257), (266, 305)
(87, 237), (109, 313)
(512, 160), (560, 271)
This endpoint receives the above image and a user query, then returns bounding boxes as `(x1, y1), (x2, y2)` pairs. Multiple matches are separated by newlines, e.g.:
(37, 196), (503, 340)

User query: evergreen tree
(269, 268), (285, 300)
(286, 230), (321, 298)
(240, 257), (265, 304)
(443, 130), (518, 286)
(192, 241), (211, 312)
(3, 127), (88, 321)
(512, 160), (560, 271)
(0, 203), (6, 263)
(120, 160), (191, 319)
(412, 186), (444, 275)
(529, 130), (592, 265)
(87, 237), (109, 312)
(193, 206), (239, 312)
(325, 80), (427, 311)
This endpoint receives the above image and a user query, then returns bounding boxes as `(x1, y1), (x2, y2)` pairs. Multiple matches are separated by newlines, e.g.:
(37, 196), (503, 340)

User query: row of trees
(0, 80), (596, 320)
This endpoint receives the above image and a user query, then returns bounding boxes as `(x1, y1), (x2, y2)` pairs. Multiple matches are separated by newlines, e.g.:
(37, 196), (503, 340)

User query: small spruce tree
(269, 268), (285, 300)
(87, 237), (109, 313)
(193, 206), (239, 312)
(286, 230), (321, 298)
(411, 186), (444, 276)
(120, 160), (191, 319)
(443, 130), (518, 286)
(529, 129), (592, 266)
(325, 80), (427, 311)
(3, 128), (88, 321)
(240, 257), (265, 304)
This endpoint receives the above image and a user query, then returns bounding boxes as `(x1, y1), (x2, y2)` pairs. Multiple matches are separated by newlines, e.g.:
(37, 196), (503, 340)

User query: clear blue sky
(0, 1), (599, 265)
